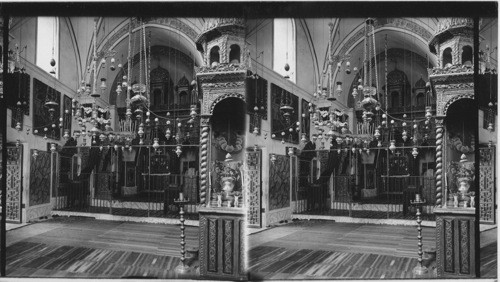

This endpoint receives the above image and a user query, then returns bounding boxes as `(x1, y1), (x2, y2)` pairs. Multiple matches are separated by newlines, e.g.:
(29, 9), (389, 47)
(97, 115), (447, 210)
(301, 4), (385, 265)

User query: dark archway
(462, 45), (473, 65)
(442, 48), (453, 67)
(210, 46), (220, 65)
(229, 44), (241, 64)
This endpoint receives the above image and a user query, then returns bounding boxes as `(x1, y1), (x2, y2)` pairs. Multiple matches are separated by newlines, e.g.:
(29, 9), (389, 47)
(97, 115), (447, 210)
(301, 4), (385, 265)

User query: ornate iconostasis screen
(271, 83), (299, 143)
(33, 78), (61, 140)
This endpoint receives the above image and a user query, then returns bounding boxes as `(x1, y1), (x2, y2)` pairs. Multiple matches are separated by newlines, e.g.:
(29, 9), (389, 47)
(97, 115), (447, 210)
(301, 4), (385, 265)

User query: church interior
(0, 3), (497, 280)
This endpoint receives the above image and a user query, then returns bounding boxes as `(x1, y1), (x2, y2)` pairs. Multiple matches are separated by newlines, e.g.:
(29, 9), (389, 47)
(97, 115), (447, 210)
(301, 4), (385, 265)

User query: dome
(196, 18), (245, 45)
(428, 18), (476, 54)
(387, 68), (409, 86)
(414, 77), (426, 89)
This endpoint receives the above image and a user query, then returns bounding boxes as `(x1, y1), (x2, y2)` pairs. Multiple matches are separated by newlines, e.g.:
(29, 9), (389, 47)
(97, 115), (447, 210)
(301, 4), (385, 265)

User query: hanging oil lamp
(50, 143), (57, 153)
(175, 145), (182, 157)
(270, 153), (277, 164)
(165, 128), (171, 139)
(301, 133), (307, 142)
(389, 140), (396, 153)
(152, 138), (159, 151)
(412, 147), (419, 158)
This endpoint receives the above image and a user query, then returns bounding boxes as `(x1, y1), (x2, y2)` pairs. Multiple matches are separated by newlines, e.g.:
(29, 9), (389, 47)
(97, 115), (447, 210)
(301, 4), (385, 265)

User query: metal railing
(54, 172), (199, 218)
(293, 175), (436, 220)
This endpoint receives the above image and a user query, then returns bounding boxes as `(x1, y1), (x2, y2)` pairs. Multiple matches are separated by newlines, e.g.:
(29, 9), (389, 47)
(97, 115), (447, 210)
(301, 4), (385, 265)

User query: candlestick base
(175, 263), (190, 274)
(412, 265), (428, 276)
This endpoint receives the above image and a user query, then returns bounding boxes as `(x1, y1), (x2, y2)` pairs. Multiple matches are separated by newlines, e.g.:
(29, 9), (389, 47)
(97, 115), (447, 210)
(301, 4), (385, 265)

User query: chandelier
(68, 17), (198, 157)
(304, 18), (434, 157)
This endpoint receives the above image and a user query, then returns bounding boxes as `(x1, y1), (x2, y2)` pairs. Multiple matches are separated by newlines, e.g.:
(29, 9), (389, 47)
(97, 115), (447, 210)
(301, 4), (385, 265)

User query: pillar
(199, 115), (210, 206)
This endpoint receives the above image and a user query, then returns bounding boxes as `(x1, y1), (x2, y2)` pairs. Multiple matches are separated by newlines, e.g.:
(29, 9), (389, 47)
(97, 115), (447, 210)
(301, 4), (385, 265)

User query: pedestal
(435, 207), (477, 278)
(198, 207), (246, 280)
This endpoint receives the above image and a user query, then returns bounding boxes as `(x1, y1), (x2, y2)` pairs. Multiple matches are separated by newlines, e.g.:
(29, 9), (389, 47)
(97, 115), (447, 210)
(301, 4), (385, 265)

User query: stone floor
(0, 216), (496, 279)
(2, 216), (199, 278)
(248, 219), (497, 280)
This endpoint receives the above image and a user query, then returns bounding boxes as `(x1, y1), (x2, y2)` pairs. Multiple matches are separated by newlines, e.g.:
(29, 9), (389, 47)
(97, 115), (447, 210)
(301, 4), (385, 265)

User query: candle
(415, 194), (421, 202)
(179, 192), (184, 201)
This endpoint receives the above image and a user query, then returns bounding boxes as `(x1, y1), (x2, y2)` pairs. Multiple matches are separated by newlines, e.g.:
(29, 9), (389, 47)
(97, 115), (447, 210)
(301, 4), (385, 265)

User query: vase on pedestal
(457, 177), (471, 198)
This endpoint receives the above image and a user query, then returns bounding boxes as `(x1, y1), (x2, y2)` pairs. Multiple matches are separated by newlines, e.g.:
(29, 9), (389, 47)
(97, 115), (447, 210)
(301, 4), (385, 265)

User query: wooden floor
(0, 217), (496, 279)
(248, 220), (497, 280)
(4, 216), (199, 278)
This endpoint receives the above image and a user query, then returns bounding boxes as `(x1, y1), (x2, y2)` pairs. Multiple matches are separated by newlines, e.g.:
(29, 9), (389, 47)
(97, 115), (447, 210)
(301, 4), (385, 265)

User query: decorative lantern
(352, 87), (358, 99)
(100, 78), (107, 91)
(402, 130), (408, 142)
(32, 149), (39, 159)
(63, 130), (70, 139)
(288, 147), (294, 156)
(152, 138), (159, 150)
(15, 122), (21, 131)
(301, 133), (307, 142)
(50, 143), (57, 153)
(165, 128), (171, 139)
(412, 147), (419, 158)
(374, 129), (381, 140)
(116, 84), (122, 95)
(270, 153), (277, 164)
(389, 140), (396, 153)
(175, 145), (182, 157)
(253, 127), (259, 135)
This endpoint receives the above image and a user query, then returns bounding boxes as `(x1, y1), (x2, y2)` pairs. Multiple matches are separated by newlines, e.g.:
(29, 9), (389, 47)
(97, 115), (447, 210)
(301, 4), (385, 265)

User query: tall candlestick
(179, 192), (184, 201)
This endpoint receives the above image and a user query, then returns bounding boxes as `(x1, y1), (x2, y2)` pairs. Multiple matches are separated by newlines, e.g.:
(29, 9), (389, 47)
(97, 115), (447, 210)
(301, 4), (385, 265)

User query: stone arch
(208, 93), (246, 115)
(443, 94), (474, 117)
(461, 45), (473, 65)
(442, 47), (453, 67)
(89, 18), (203, 80)
(210, 45), (220, 66)
(229, 44), (241, 64)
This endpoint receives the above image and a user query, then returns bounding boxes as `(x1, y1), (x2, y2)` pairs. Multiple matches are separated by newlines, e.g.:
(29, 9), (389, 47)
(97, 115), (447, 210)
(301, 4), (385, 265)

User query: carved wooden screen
(269, 154), (290, 211)
(29, 150), (51, 206)
(244, 150), (261, 227)
(5, 146), (23, 222)
(479, 147), (495, 224)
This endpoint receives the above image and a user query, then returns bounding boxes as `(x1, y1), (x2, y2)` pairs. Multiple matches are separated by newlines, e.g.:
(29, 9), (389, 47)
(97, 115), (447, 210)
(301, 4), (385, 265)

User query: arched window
(210, 46), (220, 66)
(179, 91), (188, 106)
(273, 18), (296, 83)
(391, 91), (400, 108)
(229, 44), (241, 64)
(36, 17), (59, 77)
(442, 47), (452, 67)
(153, 88), (162, 105)
(462, 45), (473, 65)
(416, 92), (425, 107)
